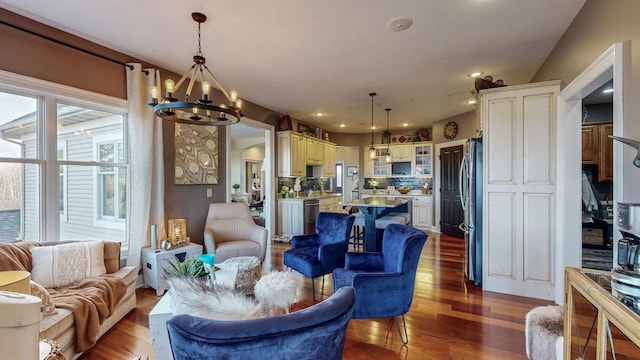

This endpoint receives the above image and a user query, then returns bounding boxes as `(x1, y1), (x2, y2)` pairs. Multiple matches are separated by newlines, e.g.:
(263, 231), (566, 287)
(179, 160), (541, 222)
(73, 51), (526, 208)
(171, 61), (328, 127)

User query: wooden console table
(564, 267), (640, 359)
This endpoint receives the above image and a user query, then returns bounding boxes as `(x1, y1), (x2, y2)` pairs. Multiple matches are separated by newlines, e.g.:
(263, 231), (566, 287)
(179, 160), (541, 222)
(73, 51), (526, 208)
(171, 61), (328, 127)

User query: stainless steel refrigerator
(459, 138), (483, 286)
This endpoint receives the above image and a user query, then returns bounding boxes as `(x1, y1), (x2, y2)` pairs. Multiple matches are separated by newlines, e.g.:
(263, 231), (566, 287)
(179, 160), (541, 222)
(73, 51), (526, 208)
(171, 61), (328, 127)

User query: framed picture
(298, 122), (312, 134)
(347, 166), (358, 176)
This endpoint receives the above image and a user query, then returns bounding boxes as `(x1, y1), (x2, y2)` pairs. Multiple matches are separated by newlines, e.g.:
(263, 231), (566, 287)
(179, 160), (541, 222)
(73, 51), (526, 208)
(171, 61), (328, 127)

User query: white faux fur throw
(525, 305), (563, 360)
(167, 276), (269, 320)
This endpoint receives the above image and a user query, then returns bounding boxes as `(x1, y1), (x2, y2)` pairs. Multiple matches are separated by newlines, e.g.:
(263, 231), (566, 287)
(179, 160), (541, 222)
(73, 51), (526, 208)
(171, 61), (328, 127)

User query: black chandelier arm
(152, 102), (241, 125)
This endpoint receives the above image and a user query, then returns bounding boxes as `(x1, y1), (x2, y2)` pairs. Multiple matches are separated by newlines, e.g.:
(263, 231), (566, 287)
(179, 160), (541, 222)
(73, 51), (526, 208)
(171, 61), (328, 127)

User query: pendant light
(385, 108), (393, 163)
(368, 92), (377, 159)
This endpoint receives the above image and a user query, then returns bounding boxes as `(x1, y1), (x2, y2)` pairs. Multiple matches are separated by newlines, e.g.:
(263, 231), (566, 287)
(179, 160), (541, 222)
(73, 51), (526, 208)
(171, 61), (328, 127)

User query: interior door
(440, 145), (464, 238)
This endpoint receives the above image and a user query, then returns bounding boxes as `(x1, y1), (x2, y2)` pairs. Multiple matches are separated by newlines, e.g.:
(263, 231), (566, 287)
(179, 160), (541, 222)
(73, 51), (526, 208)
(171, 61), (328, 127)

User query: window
(0, 73), (128, 244)
(97, 140), (126, 221)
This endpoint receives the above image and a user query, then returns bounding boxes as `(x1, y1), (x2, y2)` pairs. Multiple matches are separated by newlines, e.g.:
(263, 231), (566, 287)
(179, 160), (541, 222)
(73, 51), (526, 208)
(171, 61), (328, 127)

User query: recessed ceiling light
(314, 112), (325, 117)
(603, 88), (614, 93)
(467, 71), (484, 78)
(371, 126), (377, 130)
(386, 17), (413, 32)
(402, 123), (409, 127)
(339, 124), (346, 128)
(466, 99), (477, 105)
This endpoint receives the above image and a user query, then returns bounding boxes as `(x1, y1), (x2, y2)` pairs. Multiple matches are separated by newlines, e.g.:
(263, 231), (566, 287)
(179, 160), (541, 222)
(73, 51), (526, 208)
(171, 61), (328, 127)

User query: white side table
(149, 263), (239, 360)
(142, 243), (203, 296)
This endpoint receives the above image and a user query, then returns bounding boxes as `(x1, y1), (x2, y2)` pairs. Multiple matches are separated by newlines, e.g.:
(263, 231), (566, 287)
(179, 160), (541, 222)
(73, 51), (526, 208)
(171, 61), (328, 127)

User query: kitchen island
(343, 196), (410, 252)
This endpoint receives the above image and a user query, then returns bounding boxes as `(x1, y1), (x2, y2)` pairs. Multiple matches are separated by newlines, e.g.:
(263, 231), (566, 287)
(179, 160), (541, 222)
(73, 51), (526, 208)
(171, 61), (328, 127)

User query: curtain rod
(0, 19), (148, 74)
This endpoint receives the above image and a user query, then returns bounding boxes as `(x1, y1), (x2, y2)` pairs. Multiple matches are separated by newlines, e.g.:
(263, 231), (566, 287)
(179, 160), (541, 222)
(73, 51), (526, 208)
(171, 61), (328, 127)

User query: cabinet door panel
(581, 125), (598, 165)
(598, 124), (613, 182)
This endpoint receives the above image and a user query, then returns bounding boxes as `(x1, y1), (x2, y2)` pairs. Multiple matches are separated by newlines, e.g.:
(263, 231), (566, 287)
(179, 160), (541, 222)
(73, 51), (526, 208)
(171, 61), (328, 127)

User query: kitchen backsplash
(277, 176), (432, 194)
(363, 177), (432, 190)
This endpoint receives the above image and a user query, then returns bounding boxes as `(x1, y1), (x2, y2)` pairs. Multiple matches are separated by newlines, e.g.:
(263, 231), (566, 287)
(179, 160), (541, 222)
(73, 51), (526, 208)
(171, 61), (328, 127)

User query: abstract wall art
(174, 123), (218, 184)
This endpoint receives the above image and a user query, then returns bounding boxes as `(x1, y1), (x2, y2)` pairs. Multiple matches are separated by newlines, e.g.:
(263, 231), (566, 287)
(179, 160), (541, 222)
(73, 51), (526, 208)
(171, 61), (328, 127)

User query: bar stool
(349, 212), (365, 251)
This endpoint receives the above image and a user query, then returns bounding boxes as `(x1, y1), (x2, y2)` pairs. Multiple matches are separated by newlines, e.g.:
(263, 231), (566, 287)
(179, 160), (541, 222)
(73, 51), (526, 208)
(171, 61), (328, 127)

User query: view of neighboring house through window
(0, 84), (128, 244)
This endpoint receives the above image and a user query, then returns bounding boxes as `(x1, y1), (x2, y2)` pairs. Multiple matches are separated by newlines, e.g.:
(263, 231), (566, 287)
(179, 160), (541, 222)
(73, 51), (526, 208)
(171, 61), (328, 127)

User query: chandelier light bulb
(230, 90), (238, 102)
(202, 81), (211, 95)
(150, 86), (159, 100)
(165, 79), (175, 95)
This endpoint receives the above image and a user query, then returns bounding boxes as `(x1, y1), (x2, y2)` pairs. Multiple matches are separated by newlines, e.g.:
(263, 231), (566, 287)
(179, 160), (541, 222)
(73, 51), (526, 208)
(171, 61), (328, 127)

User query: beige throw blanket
(48, 275), (126, 353)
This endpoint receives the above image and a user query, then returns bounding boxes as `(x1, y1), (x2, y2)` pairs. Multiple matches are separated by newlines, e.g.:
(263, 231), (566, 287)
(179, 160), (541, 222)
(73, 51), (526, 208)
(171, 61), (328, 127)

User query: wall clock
(443, 121), (458, 139)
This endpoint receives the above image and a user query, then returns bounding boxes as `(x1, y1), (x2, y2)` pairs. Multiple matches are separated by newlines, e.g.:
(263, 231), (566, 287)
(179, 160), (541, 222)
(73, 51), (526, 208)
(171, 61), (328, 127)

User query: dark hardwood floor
(79, 232), (553, 359)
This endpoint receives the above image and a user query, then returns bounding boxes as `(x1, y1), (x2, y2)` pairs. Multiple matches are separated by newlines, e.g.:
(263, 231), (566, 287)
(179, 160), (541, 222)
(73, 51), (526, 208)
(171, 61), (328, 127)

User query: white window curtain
(126, 63), (166, 267)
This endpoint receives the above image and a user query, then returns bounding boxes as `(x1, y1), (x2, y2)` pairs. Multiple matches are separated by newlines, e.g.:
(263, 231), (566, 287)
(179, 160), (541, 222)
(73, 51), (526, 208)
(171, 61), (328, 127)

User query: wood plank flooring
(79, 232), (553, 359)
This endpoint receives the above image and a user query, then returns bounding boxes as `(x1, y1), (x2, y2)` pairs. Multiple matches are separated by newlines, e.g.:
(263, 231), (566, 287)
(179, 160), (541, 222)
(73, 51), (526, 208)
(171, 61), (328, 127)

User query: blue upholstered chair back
(166, 286), (356, 360)
(332, 224), (427, 319)
(316, 212), (356, 246)
(381, 224), (428, 311)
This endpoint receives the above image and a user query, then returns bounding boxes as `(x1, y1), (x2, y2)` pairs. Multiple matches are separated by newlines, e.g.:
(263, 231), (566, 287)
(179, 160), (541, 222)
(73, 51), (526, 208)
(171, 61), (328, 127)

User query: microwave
(391, 162), (411, 175)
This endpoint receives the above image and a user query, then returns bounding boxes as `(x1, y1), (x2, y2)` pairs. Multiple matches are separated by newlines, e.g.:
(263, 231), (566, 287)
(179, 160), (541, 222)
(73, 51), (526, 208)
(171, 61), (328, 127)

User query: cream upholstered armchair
(203, 202), (267, 263)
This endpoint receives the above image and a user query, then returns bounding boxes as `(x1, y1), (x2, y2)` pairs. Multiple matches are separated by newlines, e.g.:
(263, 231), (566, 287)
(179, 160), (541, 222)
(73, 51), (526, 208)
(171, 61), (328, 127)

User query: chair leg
(311, 277), (316, 302)
(394, 315), (409, 345)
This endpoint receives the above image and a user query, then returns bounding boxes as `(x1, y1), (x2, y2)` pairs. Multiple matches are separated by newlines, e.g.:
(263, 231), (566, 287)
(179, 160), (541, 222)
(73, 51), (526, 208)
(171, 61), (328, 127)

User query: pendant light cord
(369, 92), (376, 147)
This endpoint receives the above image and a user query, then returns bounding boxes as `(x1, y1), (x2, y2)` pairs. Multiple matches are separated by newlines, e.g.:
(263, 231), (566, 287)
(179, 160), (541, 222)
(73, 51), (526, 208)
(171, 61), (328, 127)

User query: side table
(142, 243), (202, 296)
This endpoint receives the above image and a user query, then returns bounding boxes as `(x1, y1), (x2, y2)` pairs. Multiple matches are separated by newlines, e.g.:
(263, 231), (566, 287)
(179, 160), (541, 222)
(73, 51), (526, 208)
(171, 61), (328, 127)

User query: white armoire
(481, 80), (561, 300)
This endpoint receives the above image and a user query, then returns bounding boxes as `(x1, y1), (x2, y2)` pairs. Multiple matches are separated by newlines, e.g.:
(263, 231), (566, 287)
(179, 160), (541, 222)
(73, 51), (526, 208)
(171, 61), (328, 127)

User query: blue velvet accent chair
(332, 223), (427, 344)
(166, 286), (356, 360)
(283, 212), (355, 302)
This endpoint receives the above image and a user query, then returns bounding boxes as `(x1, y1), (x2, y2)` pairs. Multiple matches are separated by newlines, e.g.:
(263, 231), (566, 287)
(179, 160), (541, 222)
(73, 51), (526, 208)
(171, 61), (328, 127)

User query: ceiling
(0, 0), (586, 134)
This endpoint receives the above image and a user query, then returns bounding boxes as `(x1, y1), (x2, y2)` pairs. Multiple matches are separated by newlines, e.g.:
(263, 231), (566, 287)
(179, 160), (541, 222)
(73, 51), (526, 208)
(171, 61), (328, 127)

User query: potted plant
(164, 257), (207, 278)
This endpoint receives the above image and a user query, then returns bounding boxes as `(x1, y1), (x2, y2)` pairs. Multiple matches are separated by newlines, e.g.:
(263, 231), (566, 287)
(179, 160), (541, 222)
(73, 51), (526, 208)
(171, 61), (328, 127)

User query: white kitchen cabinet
(322, 143), (336, 177)
(363, 147), (391, 177)
(412, 143), (432, 177)
(389, 144), (412, 162)
(278, 199), (303, 237)
(319, 196), (342, 213)
(306, 138), (324, 165)
(481, 81), (560, 300)
(411, 196), (432, 230)
(277, 131), (306, 177)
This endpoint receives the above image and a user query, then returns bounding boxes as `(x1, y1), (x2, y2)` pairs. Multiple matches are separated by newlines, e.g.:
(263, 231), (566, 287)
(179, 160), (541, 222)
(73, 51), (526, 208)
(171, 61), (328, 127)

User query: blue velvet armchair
(332, 223), (427, 344)
(166, 286), (356, 360)
(283, 212), (355, 301)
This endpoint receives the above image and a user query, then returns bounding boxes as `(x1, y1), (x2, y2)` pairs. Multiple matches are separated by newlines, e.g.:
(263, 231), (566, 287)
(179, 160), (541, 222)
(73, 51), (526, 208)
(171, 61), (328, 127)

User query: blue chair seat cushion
(283, 247), (323, 278)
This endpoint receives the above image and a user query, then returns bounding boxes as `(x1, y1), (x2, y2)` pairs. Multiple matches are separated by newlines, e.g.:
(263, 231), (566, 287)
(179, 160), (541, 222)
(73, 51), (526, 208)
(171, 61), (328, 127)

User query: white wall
(336, 146), (360, 202)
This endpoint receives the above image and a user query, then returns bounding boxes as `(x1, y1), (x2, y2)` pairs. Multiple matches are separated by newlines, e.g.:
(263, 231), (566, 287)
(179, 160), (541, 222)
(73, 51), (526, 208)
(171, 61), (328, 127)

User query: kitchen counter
(360, 190), (432, 197)
(278, 193), (342, 201)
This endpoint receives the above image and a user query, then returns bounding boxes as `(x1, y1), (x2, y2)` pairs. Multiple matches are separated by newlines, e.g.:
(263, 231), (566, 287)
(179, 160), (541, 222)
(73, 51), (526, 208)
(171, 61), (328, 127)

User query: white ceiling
(0, 0), (586, 134)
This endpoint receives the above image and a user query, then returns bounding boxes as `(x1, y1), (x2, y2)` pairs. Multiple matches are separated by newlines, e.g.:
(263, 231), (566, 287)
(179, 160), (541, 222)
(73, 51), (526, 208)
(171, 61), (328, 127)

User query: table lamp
(168, 218), (187, 245)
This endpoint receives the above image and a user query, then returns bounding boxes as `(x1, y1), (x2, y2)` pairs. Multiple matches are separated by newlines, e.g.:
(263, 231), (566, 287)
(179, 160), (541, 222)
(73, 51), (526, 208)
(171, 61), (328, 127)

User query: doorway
(556, 42), (629, 303)
(440, 145), (464, 238)
(580, 80), (614, 271)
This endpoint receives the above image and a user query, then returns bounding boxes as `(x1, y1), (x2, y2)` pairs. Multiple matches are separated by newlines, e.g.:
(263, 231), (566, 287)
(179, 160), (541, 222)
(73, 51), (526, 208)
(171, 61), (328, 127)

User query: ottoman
(220, 256), (262, 294)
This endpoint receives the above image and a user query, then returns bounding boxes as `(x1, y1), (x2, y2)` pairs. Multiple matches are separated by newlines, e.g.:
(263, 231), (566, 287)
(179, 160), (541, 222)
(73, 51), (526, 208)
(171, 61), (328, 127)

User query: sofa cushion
(30, 240), (106, 288)
(30, 280), (56, 315)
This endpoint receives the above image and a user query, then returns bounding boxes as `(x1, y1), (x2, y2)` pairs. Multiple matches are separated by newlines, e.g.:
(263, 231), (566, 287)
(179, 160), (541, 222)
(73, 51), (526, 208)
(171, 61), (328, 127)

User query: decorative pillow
(30, 280), (57, 315)
(30, 240), (106, 288)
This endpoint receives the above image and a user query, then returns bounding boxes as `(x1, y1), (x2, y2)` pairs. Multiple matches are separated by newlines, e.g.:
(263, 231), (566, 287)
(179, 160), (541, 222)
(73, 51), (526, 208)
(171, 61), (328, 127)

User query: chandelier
(148, 12), (242, 125)
(385, 108), (393, 163)
(368, 92), (377, 159)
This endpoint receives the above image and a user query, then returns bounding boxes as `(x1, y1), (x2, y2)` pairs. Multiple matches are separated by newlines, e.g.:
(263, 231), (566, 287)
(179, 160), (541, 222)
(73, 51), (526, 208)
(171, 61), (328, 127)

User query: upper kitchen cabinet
(323, 142), (336, 177)
(277, 131), (306, 177)
(388, 144), (412, 162)
(305, 137), (324, 165)
(363, 147), (391, 177)
(412, 143), (432, 177)
(581, 123), (613, 182)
